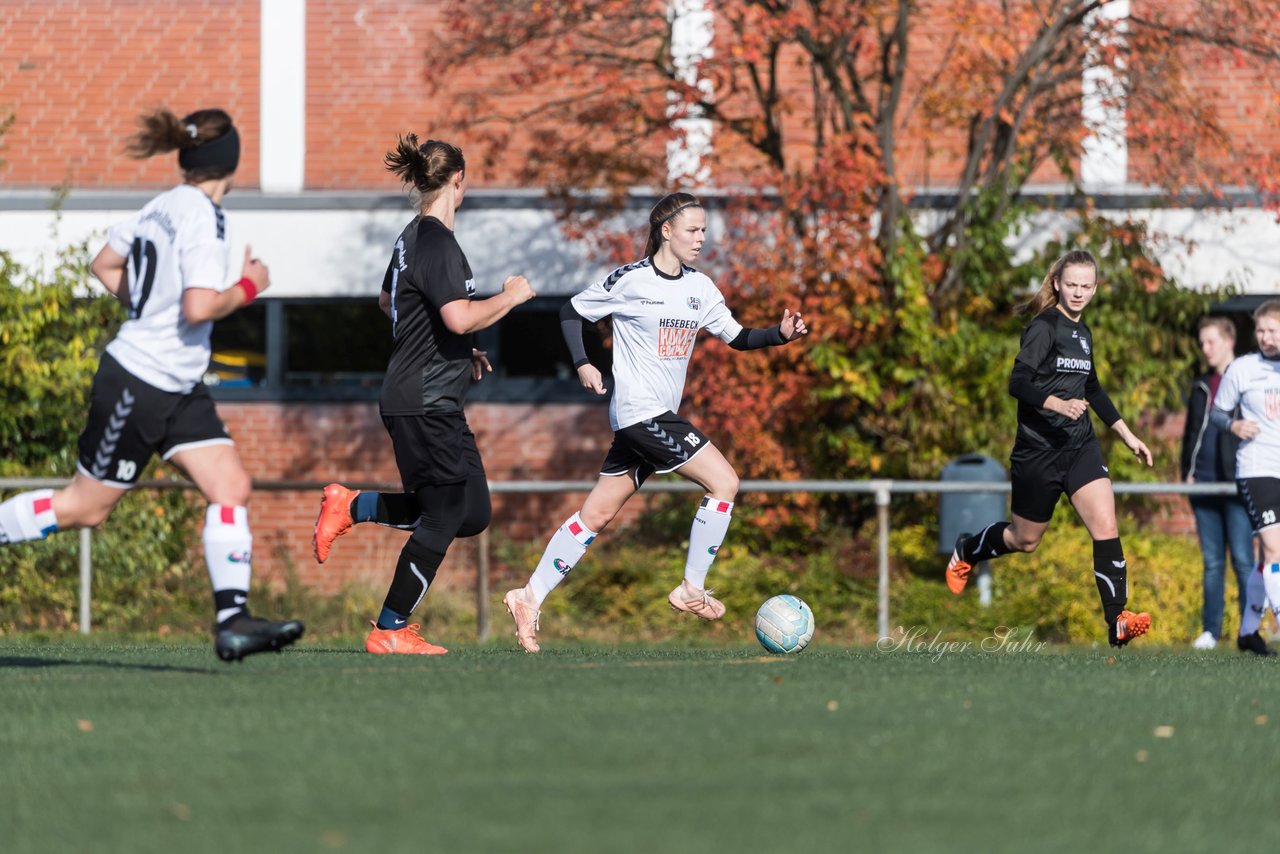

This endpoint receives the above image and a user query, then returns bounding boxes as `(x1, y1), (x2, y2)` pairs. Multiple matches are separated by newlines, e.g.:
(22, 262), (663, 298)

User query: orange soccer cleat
(944, 535), (973, 594)
(1111, 610), (1152, 647)
(365, 622), (448, 655)
(313, 483), (359, 564)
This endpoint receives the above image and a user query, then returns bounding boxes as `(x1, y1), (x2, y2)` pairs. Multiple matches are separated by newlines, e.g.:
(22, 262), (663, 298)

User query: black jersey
(379, 216), (476, 415)
(1012, 309), (1099, 450)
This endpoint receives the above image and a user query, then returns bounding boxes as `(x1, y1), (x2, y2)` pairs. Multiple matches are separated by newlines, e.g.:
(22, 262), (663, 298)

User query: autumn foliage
(430, 0), (1278, 533)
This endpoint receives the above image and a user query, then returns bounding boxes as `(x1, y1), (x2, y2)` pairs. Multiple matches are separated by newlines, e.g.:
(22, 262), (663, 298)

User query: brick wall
(1, 0), (1271, 191)
(0, 0), (261, 188)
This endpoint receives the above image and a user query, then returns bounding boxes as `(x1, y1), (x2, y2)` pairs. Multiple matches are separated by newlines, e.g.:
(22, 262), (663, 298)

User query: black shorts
(1009, 441), (1110, 524)
(601, 412), (710, 489)
(1238, 477), (1280, 533)
(382, 412), (486, 490)
(76, 352), (232, 488)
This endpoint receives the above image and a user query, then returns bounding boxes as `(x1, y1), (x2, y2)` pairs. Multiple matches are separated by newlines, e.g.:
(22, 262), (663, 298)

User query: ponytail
(127, 108), (238, 181)
(385, 134), (465, 209)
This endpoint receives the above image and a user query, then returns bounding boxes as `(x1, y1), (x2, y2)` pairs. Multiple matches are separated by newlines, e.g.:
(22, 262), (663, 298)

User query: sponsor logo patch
(553, 558), (572, 575)
(228, 551), (252, 564)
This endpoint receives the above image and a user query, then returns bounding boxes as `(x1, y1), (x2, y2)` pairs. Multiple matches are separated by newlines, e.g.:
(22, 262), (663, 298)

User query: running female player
(500, 192), (810, 652)
(1210, 299), (1280, 656)
(312, 135), (534, 654)
(0, 107), (303, 661)
(943, 249), (1153, 648)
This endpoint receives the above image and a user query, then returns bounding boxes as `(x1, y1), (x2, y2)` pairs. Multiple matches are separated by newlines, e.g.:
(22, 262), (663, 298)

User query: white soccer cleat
(503, 586), (541, 653)
(668, 580), (726, 621)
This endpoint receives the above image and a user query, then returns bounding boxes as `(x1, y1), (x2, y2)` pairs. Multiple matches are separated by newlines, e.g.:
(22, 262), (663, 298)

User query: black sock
(960, 522), (1015, 563)
(377, 537), (445, 628)
(214, 589), (248, 628)
(1093, 537), (1127, 625)
(352, 492), (419, 528)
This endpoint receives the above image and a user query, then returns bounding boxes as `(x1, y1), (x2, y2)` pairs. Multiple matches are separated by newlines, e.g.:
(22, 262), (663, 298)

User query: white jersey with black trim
(1214, 352), (1280, 478)
(103, 184), (231, 393)
(571, 257), (744, 431)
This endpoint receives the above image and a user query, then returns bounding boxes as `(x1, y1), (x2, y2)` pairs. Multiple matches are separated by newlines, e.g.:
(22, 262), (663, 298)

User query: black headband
(655, 201), (702, 227)
(178, 126), (240, 174)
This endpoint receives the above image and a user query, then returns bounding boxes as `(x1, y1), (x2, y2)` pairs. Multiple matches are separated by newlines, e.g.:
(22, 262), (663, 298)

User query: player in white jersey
(0, 107), (302, 661)
(501, 192), (809, 652)
(1210, 299), (1280, 655)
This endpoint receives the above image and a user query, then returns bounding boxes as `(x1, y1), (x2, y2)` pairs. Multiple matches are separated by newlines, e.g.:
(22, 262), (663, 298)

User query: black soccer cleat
(1237, 630), (1278, 657)
(214, 612), (305, 662)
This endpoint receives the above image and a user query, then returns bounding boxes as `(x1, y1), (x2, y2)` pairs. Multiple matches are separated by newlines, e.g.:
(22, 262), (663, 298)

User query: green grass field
(3, 638), (1279, 854)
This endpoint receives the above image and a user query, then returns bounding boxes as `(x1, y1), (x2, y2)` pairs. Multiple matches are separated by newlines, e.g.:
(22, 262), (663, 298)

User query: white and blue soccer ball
(754, 594), (815, 654)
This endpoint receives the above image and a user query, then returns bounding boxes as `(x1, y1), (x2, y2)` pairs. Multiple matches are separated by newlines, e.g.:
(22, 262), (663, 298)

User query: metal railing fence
(0, 477), (1235, 639)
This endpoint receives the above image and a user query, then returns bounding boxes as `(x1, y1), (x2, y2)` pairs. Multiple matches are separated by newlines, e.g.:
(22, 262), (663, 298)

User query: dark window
(207, 302), (266, 388)
(284, 301), (392, 388)
(208, 296), (611, 403)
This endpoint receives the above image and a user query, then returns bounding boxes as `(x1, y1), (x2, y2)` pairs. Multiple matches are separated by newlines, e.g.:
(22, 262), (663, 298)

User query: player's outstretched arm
(184, 247), (270, 324)
(726, 308), (809, 351)
(440, 274), (535, 335)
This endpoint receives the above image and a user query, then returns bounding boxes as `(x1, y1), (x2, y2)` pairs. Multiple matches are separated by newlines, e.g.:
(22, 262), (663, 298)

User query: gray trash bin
(938, 453), (1008, 555)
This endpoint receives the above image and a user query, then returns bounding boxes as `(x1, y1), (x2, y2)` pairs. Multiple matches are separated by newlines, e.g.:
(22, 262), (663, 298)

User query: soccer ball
(754, 595), (815, 654)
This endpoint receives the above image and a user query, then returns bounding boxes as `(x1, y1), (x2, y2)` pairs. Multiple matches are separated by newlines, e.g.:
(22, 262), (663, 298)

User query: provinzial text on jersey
(1056, 356), (1092, 372)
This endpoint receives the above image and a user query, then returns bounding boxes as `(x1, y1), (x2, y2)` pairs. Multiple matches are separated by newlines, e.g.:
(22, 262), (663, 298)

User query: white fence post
(79, 527), (91, 634)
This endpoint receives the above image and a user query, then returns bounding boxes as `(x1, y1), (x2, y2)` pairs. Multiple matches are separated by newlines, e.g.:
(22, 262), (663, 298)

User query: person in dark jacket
(1181, 315), (1255, 649)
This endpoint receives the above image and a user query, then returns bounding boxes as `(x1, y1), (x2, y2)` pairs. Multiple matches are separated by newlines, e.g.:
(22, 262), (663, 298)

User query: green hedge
(477, 511), (1222, 649)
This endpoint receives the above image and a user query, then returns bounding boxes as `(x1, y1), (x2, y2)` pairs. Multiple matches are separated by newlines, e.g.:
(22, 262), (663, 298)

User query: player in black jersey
(311, 135), (534, 654)
(943, 249), (1154, 647)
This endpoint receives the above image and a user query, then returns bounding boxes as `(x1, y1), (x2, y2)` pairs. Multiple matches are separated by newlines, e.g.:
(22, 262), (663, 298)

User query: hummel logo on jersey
(688, 296), (701, 311)
(641, 299), (666, 306)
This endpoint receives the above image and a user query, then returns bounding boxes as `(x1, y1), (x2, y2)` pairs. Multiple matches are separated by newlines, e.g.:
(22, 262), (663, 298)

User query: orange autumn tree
(430, 0), (1279, 532)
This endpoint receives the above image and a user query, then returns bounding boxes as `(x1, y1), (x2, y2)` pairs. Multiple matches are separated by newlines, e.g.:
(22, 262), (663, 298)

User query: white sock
(684, 496), (733, 589)
(204, 504), (253, 624)
(1241, 562), (1267, 637)
(0, 489), (59, 545)
(1261, 562), (1280, 637)
(528, 513), (597, 605)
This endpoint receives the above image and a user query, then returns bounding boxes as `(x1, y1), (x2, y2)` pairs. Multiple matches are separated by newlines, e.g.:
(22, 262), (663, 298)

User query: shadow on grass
(0, 656), (220, 674)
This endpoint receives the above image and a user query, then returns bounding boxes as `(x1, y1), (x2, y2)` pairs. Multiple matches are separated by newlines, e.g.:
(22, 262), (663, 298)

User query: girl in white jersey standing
(1210, 299), (1280, 655)
(0, 108), (303, 661)
(943, 249), (1153, 648)
(501, 192), (810, 652)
